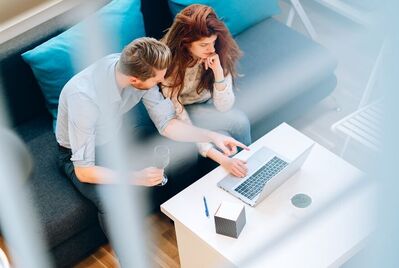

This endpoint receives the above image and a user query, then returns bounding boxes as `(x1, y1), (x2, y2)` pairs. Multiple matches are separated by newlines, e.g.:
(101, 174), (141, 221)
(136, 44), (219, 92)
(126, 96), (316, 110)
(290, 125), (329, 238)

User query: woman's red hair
(161, 4), (242, 101)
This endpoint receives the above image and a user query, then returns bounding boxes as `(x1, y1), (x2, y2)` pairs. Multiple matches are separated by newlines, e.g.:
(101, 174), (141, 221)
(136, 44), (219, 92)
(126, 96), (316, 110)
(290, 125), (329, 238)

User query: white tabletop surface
(161, 123), (374, 267)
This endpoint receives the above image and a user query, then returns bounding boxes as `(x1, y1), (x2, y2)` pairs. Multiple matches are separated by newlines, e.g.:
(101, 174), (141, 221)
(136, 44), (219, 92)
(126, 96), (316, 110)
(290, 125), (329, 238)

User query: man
(56, 37), (248, 216)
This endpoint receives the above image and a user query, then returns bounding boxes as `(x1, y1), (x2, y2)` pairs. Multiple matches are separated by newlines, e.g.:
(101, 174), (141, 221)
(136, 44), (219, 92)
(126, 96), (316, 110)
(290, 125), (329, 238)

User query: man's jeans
(57, 134), (198, 235)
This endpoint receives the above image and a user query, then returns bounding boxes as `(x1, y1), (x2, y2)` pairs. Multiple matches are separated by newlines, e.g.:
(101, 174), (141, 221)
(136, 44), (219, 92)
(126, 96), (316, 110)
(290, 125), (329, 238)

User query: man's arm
(63, 92), (165, 187)
(162, 118), (211, 142)
(74, 165), (164, 186)
(74, 165), (117, 184)
(162, 118), (249, 155)
(142, 87), (249, 155)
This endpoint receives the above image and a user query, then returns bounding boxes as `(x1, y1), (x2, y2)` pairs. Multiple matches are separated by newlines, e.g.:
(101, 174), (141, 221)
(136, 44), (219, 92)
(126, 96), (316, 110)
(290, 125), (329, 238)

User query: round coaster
(291, 193), (312, 208)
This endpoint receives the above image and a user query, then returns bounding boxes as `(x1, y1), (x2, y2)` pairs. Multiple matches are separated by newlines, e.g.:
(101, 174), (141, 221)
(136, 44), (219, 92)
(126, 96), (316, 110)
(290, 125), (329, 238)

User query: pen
(203, 196), (209, 218)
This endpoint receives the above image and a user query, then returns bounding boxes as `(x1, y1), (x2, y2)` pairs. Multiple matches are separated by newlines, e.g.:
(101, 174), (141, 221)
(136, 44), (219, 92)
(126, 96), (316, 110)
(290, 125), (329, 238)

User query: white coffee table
(161, 123), (375, 268)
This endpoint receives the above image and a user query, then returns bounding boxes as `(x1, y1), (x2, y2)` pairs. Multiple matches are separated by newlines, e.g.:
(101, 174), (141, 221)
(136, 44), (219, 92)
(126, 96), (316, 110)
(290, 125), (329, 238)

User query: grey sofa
(234, 18), (336, 139)
(0, 0), (336, 266)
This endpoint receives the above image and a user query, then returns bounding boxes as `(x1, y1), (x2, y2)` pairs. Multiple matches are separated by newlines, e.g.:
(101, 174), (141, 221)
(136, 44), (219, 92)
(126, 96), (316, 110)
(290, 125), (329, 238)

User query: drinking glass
(154, 145), (169, 186)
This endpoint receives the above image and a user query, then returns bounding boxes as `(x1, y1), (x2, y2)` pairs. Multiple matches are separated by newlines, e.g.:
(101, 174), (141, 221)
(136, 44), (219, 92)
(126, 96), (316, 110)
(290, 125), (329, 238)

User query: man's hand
(209, 132), (250, 156)
(221, 158), (248, 178)
(132, 167), (164, 187)
(162, 120), (250, 153)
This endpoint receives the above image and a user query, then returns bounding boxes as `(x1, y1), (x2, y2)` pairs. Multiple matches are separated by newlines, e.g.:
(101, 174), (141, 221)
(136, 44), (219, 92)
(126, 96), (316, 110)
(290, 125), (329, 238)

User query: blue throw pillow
(22, 0), (145, 121)
(168, 0), (280, 36)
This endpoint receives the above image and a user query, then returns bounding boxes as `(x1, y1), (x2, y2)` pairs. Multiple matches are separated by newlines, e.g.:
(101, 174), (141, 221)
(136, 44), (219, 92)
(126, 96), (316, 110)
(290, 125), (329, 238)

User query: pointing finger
(231, 140), (250, 151)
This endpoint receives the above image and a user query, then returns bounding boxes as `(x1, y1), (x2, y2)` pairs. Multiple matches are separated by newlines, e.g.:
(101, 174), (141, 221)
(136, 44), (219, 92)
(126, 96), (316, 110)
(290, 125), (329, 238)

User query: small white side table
(332, 99), (382, 154)
(312, 0), (376, 26)
(331, 40), (385, 156)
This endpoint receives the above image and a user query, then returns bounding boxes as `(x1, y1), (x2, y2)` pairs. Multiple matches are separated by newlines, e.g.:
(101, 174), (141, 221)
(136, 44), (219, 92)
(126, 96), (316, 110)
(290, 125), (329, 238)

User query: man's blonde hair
(118, 37), (171, 80)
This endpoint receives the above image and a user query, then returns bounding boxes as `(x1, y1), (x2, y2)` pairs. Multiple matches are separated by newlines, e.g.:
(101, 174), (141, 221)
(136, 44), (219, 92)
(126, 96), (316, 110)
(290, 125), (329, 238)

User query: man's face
(132, 68), (167, 90)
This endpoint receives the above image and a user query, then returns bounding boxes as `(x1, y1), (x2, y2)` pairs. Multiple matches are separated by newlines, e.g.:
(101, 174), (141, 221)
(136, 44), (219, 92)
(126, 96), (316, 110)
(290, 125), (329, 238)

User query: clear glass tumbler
(153, 145), (169, 186)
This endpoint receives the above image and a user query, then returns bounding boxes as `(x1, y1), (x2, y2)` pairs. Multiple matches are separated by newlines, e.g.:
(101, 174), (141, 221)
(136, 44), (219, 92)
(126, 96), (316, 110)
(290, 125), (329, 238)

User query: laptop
(217, 144), (314, 207)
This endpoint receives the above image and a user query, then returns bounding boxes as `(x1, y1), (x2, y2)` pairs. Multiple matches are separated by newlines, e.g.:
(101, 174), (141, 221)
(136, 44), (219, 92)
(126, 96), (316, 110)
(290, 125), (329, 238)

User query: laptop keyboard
(234, 156), (288, 200)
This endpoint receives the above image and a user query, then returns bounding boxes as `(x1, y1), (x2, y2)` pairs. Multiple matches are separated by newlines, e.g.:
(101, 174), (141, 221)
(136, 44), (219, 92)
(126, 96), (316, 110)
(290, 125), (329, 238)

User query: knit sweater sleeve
(212, 73), (235, 112)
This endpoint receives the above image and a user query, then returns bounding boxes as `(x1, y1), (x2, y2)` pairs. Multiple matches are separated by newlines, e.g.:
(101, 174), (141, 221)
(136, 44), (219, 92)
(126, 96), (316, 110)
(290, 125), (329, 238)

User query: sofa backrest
(0, 0), (172, 127)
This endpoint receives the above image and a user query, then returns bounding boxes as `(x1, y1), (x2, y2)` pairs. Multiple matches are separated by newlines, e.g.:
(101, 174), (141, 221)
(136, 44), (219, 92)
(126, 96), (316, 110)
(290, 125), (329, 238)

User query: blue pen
(203, 196), (209, 218)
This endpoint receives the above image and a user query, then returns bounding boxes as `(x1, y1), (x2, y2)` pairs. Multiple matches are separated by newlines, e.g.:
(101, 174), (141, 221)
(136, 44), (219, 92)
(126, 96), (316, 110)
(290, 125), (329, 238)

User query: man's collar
(107, 61), (123, 103)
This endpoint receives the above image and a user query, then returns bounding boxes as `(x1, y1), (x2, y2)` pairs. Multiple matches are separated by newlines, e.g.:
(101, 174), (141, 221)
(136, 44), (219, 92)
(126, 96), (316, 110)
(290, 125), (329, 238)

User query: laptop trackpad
(247, 147), (274, 173)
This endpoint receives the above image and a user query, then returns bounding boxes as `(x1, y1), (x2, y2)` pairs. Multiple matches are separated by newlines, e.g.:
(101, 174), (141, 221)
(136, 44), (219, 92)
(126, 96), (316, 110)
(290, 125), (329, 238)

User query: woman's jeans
(185, 103), (252, 149)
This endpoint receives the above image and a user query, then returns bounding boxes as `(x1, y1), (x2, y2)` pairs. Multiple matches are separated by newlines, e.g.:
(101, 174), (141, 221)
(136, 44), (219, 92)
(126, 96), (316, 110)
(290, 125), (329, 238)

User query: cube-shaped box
(214, 201), (246, 238)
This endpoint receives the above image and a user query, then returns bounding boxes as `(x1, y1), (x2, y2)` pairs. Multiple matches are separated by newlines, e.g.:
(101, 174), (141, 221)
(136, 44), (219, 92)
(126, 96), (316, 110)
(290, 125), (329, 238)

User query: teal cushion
(22, 0), (145, 120)
(168, 0), (280, 36)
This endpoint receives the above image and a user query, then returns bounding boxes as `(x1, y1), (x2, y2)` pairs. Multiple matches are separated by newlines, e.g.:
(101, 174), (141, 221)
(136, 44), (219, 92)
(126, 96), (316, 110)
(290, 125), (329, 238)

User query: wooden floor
(75, 212), (180, 268)
(0, 212), (180, 268)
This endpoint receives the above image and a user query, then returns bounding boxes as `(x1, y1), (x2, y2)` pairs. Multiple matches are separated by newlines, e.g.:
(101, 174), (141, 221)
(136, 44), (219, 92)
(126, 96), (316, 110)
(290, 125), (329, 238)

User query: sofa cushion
(168, 0), (280, 36)
(234, 18), (337, 124)
(15, 113), (53, 142)
(24, 128), (100, 248)
(21, 0), (145, 123)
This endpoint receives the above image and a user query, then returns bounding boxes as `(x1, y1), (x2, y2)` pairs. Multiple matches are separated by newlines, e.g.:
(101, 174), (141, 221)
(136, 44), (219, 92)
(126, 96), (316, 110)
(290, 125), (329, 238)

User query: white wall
(0, 0), (85, 44)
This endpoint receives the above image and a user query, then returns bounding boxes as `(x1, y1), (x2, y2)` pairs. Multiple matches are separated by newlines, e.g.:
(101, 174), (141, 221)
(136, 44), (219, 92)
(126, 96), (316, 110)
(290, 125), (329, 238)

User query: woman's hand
(204, 53), (223, 76)
(221, 158), (248, 178)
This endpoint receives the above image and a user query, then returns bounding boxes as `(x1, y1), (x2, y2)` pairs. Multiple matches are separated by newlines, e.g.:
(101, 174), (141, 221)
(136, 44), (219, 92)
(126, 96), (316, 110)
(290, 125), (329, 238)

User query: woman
(161, 4), (251, 177)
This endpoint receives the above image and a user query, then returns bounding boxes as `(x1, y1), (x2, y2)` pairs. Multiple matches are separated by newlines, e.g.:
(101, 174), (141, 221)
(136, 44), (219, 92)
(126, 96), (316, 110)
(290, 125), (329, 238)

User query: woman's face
(188, 35), (217, 59)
